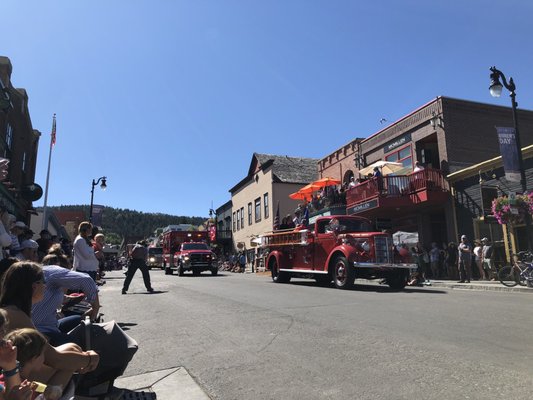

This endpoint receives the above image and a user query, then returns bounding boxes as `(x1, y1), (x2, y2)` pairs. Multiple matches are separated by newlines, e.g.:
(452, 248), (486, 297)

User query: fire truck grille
(374, 236), (392, 264)
(190, 254), (210, 265)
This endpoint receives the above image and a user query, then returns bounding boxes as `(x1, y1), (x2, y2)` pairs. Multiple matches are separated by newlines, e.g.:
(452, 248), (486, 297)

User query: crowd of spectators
(0, 218), (123, 399)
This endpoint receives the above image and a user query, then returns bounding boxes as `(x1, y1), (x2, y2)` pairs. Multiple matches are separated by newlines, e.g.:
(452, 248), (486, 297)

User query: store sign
(347, 199), (378, 215)
(384, 133), (411, 153)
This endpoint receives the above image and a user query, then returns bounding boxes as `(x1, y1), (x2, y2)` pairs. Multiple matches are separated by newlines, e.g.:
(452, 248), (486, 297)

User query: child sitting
(4, 329), (63, 400)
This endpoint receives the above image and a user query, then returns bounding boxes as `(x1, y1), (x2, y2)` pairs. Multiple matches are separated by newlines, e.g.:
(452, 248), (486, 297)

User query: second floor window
(233, 212), (236, 232)
(236, 209), (241, 230)
(248, 203), (252, 225)
(255, 197), (261, 222)
(264, 193), (269, 219)
(240, 207), (244, 229)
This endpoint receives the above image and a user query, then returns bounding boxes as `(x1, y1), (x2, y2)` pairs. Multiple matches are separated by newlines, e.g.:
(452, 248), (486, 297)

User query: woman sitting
(0, 261), (99, 395)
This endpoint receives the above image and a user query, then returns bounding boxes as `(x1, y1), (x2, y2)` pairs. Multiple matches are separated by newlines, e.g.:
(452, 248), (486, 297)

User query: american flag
(51, 114), (56, 146)
(273, 200), (280, 230)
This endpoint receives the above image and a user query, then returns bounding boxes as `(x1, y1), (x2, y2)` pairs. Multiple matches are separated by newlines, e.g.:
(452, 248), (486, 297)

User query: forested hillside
(46, 205), (206, 244)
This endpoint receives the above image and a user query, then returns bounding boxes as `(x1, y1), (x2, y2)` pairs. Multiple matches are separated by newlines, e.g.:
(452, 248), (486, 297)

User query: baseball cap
(20, 239), (38, 250)
(461, 235), (467, 239)
(14, 221), (27, 229)
(481, 237), (488, 242)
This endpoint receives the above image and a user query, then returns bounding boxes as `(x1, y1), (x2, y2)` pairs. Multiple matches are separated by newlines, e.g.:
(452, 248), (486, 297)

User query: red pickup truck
(261, 215), (414, 290)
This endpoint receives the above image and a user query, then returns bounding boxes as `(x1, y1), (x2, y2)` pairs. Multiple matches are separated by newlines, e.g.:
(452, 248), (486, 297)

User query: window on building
(21, 152), (26, 172)
(236, 209), (241, 230)
(263, 193), (269, 219)
(248, 203), (252, 225)
(385, 144), (412, 169)
(240, 207), (244, 229)
(255, 197), (261, 222)
(233, 212), (236, 232)
(5, 124), (13, 150)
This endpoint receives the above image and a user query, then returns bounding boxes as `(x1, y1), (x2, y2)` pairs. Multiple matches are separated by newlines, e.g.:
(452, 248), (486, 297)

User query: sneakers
(147, 288), (154, 293)
(121, 289), (127, 295)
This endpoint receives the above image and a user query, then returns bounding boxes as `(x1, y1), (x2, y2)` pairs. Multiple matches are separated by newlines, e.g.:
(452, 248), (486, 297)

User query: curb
(115, 367), (211, 400)
(427, 281), (533, 293)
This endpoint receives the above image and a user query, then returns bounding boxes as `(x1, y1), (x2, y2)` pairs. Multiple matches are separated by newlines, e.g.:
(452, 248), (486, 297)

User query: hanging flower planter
(491, 192), (533, 226)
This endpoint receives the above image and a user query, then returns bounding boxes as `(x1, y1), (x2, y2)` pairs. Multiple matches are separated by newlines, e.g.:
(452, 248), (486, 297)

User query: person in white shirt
(72, 221), (99, 281)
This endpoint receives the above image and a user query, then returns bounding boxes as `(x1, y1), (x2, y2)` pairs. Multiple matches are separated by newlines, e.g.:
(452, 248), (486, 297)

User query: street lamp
(89, 176), (107, 223)
(489, 66), (531, 251)
(489, 67), (527, 193)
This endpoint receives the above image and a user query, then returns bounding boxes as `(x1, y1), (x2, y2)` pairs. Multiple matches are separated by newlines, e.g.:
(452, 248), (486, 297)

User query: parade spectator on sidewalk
(15, 240), (39, 262)
(72, 222), (99, 281)
(481, 237), (495, 280)
(8, 219), (26, 257)
(458, 235), (472, 283)
(445, 242), (458, 280)
(32, 252), (100, 346)
(429, 242), (440, 279)
(473, 239), (485, 280)
(122, 241), (154, 294)
(36, 230), (53, 262)
(0, 262), (99, 391)
(0, 212), (12, 261)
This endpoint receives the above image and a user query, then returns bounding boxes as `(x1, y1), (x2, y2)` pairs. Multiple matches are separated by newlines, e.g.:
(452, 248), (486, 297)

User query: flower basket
(491, 193), (533, 226)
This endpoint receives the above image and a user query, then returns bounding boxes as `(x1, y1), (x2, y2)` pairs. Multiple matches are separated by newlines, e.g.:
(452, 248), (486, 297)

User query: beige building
(229, 153), (318, 258)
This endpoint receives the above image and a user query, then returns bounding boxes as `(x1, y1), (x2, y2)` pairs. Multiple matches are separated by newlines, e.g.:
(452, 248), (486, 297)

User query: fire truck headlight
(361, 241), (370, 252)
(149, 257), (156, 263)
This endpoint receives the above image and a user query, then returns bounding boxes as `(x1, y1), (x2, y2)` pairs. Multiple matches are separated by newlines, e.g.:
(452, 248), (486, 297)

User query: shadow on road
(285, 280), (448, 294)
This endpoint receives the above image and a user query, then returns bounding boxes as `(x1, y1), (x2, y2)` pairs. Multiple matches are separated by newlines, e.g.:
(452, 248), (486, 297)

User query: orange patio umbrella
(289, 183), (321, 200)
(311, 177), (341, 188)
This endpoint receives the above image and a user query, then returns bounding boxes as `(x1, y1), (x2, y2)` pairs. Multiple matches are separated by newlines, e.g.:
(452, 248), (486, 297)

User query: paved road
(101, 269), (533, 400)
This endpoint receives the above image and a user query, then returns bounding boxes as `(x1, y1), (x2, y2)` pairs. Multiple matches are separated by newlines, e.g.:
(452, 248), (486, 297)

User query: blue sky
(2, 0), (533, 218)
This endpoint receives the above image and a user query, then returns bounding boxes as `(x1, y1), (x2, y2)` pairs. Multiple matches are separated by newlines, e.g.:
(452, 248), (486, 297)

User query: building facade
(227, 153), (318, 262)
(0, 56), (42, 222)
(319, 96), (533, 247)
(448, 144), (533, 263)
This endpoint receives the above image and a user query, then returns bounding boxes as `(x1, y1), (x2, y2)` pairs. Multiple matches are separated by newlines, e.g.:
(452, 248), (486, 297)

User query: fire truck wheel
(333, 255), (354, 289)
(192, 268), (200, 276)
(270, 259), (290, 283)
(387, 271), (408, 290)
(211, 268), (218, 276)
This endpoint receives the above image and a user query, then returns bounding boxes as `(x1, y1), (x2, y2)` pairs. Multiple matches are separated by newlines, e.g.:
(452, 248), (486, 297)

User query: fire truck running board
(353, 262), (415, 269)
(279, 269), (328, 274)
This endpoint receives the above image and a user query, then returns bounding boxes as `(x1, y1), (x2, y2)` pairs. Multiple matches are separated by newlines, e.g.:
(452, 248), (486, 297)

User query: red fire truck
(161, 230), (217, 276)
(261, 215), (414, 290)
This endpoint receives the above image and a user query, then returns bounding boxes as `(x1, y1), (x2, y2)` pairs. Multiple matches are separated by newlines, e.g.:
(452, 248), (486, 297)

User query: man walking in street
(122, 241), (154, 294)
(458, 234), (472, 283)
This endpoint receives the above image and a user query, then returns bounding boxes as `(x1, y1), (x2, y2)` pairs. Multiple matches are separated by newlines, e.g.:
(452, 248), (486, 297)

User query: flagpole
(41, 114), (56, 231)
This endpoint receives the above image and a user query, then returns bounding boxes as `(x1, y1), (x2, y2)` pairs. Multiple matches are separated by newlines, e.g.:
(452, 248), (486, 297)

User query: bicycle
(498, 251), (533, 287)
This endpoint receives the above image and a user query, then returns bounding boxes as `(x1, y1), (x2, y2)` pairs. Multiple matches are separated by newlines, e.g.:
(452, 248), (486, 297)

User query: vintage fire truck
(261, 215), (414, 290)
(161, 230), (217, 276)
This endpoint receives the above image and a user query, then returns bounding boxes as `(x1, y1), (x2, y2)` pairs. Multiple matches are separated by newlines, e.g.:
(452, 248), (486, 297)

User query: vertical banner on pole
(91, 205), (104, 227)
(496, 126), (521, 184)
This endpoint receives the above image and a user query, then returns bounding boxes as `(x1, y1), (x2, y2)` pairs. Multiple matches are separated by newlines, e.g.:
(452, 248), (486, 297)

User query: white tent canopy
(392, 231), (419, 245)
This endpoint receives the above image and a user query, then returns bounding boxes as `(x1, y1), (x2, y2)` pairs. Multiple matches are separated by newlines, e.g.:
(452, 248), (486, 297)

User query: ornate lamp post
(489, 66), (531, 251)
(89, 176), (107, 223)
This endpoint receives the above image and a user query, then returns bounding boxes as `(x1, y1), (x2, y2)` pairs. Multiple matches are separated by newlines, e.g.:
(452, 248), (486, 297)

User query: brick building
(319, 96), (533, 247)
(0, 56), (41, 222)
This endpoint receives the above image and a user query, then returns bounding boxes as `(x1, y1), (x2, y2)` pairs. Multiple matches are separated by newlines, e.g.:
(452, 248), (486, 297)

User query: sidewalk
(114, 367), (211, 400)
(421, 278), (533, 293)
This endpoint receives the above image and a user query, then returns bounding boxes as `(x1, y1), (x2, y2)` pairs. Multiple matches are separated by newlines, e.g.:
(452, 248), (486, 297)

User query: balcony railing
(216, 229), (233, 241)
(345, 168), (449, 206)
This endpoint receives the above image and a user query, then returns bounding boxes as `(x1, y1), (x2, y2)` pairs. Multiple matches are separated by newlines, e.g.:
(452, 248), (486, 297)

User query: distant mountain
(46, 205), (206, 243)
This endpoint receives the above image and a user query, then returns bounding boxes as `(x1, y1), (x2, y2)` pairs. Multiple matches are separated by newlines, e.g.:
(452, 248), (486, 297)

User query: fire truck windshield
(181, 243), (209, 251)
(330, 217), (373, 233)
